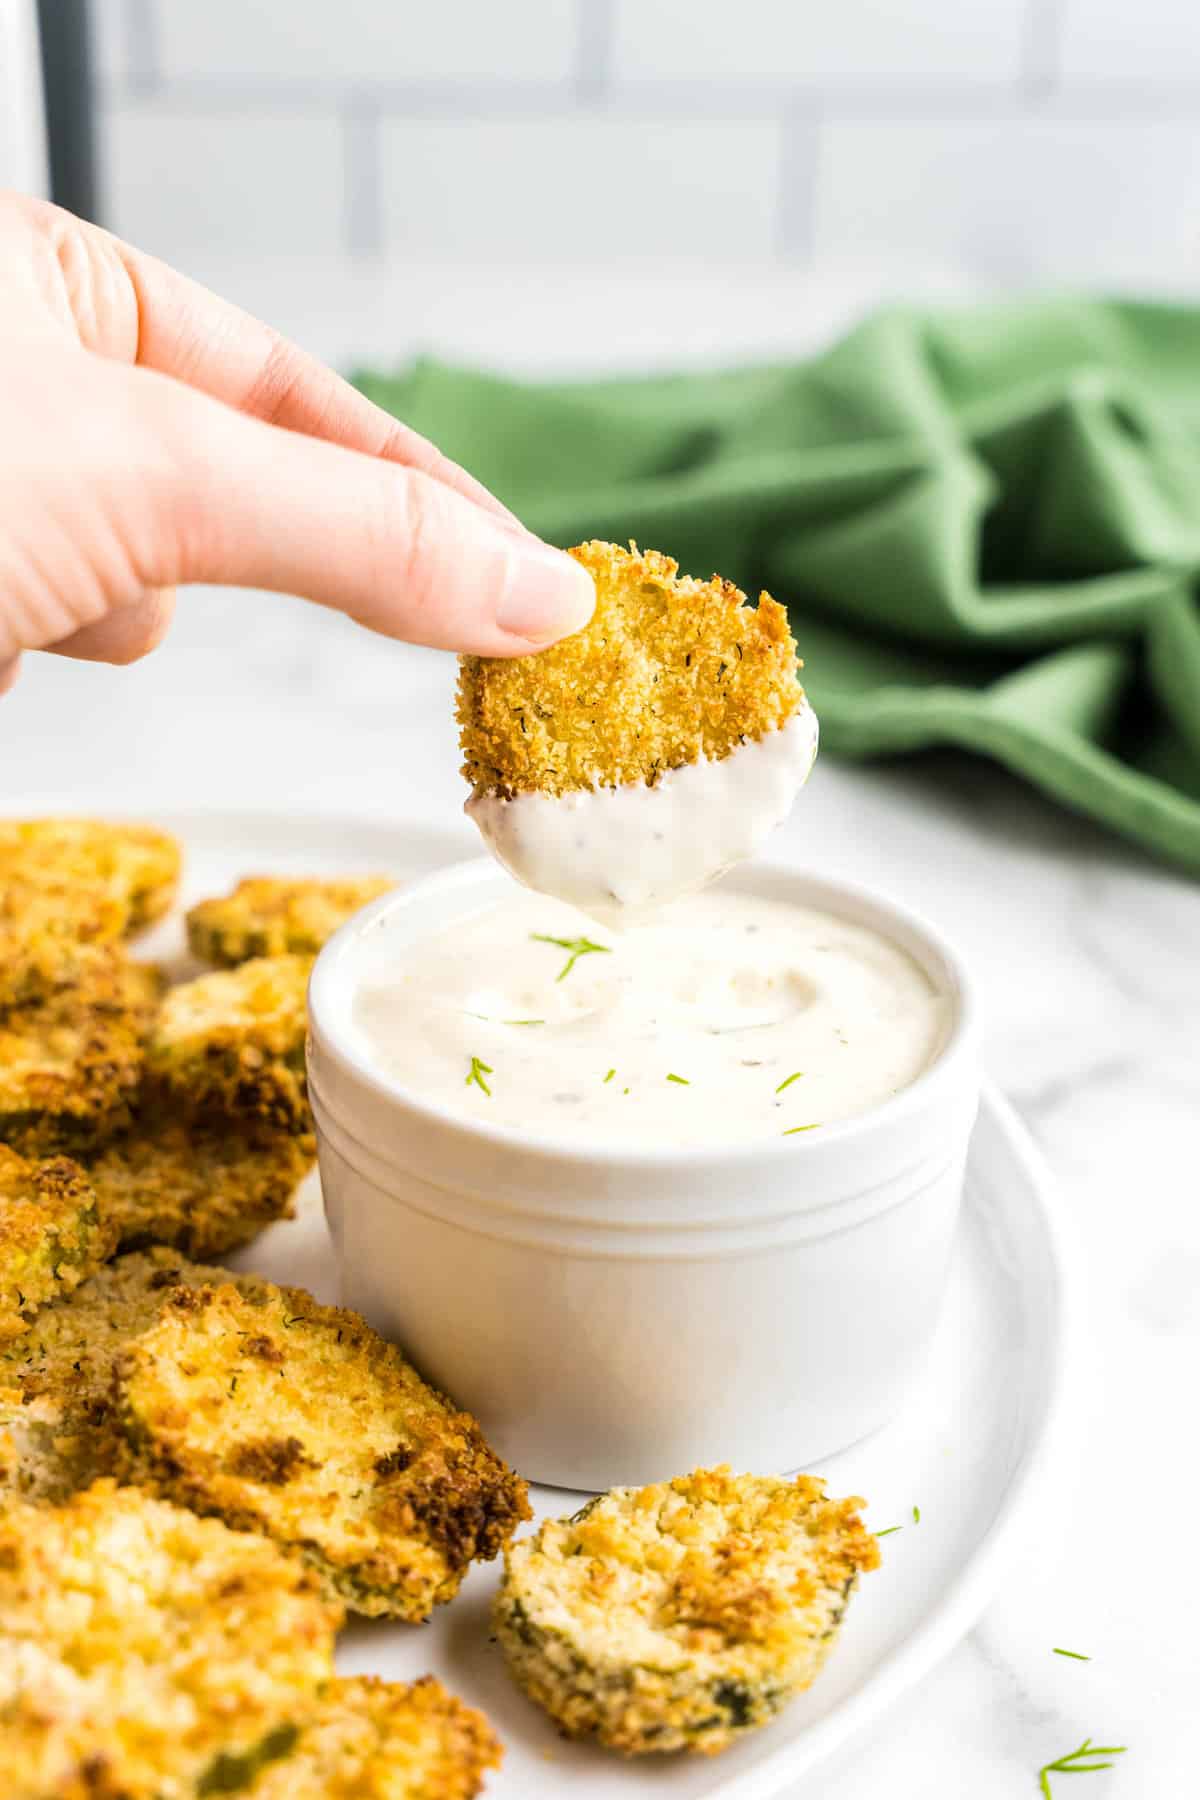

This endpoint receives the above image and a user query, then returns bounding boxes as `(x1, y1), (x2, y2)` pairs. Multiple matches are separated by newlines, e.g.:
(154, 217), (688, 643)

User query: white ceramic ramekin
(307, 859), (979, 1491)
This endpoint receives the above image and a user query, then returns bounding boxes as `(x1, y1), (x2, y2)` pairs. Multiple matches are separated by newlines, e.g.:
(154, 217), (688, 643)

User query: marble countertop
(1, 266), (1193, 1794)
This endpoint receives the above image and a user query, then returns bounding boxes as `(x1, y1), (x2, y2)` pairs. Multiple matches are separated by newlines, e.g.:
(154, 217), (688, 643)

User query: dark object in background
(37, 0), (97, 221)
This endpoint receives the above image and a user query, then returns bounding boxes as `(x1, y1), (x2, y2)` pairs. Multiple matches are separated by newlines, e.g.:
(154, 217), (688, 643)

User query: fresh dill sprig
(875, 1525), (902, 1538)
(466, 1055), (493, 1095)
(604, 1068), (616, 1083)
(531, 933), (611, 981)
(1052, 1648), (1091, 1661)
(775, 1070), (805, 1093)
(666, 1073), (690, 1085)
(1038, 1738), (1127, 1797)
(783, 1123), (820, 1135)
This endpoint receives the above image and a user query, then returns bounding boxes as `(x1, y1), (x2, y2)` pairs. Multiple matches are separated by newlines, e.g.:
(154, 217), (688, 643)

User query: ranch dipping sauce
(466, 702), (819, 928)
(352, 887), (951, 1148)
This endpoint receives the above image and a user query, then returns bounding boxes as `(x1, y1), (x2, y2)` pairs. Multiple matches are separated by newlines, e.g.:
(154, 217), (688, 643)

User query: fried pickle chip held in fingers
(495, 1466), (879, 1757)
(0, 1481), (340, 1800)
(457, 541), (805, 800)
(0, 948), (145, 1156)
(88, 1107), (315, 1260)
(145, 954), (311, 1131)
(245, 1676), (502, 1800)
(188, 876), (395, 967)
(0, 1145), (114, 1340)
(116, 1279), (530, 1619)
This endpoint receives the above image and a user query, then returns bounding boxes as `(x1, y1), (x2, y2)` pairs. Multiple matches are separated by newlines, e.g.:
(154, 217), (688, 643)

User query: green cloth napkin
(354, 299), (1200, 873)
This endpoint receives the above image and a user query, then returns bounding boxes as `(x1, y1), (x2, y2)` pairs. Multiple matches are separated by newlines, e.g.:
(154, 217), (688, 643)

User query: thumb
(145, 365), (596, 656)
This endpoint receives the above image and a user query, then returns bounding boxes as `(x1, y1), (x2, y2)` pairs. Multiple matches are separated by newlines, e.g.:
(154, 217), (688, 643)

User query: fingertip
(0, 655), (21, 696)
(494, 547), (596, 652)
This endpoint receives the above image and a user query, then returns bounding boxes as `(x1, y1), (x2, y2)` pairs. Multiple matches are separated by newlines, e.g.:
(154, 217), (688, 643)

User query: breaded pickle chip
(188, 876), (394, 967)
(0, 1481), (339, 1800)
(0, 817), (181, 941)
(457, 541), (804, 800)
(0, 1389), (102, 1504)
(246, 1676), (502, 1800)
(88, 1107), (316, 1259)
(0, 874), (125, 1010)
(0, 1249), (246, 1473)
(146, 954), (310, 1130)
(0, 1145), (114, 1340)
(0, 947), (145, 1155)
(495, 1466), (879, 1756)
(116, 1280), (530, 1619)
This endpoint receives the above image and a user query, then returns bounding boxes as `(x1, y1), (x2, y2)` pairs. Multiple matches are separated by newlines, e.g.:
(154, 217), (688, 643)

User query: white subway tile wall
(90, 0), (1200, 283)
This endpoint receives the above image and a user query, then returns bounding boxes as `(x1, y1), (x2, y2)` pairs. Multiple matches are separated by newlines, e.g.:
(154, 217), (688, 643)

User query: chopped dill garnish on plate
(505, 1018), (544, 1026)
(466, 1055), (493, 1095)
(1052, 1647), (1090, 1661)
(775, 1070), (805, 1093)
(666, 1073), (690, 1085)
(875, 1525), (902, 1538)
(531, 933), (611, 981)
(1038, 1738), (1126, 1797)
(783, 1123), (820, 1135)
(603, 1068), (616, 1083)
(912, 1505), (921, 1523)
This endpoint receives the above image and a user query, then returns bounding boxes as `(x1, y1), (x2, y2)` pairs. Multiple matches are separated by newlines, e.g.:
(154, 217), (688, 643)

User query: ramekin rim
(306, 856), (980, 1175)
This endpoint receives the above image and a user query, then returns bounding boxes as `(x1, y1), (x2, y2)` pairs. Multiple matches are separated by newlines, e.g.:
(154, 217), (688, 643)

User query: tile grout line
(125, 0), (161, 96)
(775, 102), (820, 266)
(575, 0), (616, 104)
(342, 94), (382, 258)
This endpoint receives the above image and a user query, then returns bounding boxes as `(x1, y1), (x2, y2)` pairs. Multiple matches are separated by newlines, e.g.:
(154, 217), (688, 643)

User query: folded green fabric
(353, 299), (1200, 872)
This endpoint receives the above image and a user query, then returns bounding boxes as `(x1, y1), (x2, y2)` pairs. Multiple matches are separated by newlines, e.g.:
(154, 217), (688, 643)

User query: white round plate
(131, 809), (1071, 1798)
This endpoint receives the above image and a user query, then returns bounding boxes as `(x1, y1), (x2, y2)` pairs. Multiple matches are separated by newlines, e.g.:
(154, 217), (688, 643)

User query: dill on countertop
(466, 1055), (493, 1095)
(666, 1073), (690, 1085)
(775, 1071), (805, 1093)
(1052, 1648), (1090, 1661)
(1038, 1738), (1126, 1797)
(531, 933), (611, 981)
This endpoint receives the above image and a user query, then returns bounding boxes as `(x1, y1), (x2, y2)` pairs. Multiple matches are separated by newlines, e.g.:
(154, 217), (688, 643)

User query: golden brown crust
(0, 1480), (339, 1800)
(0, 1145), (114, 1341)
(495, 1466), (879, 1756)
(0, 947), (146, 1156)
(457, 541), (804, 800)
(0, 874), (125, 1011)
(115, 1278), (530, 1619)
(188, 876), (395, 967)
(245, 1676), (502, 1800)
(145, 954), (311, 1131)
(0, 816), (181, 931)
(87, 1106), (315, 1259)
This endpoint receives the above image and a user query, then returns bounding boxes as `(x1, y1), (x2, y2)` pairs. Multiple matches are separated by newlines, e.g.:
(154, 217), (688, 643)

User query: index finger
(12, 197), (520, 528)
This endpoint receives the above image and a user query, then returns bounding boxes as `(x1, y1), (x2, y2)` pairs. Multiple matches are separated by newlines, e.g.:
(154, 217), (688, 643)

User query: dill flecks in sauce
(352, 888), (950, 1148)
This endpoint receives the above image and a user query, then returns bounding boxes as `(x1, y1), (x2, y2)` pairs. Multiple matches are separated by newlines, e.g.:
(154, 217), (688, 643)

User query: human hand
(0, 194), (595, 694)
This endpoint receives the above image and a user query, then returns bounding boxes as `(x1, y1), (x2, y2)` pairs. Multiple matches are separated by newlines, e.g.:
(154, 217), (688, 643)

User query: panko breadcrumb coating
(495, 1466), (879, 1757)
(88, 1106), (316, 1259)
(146, 953), (311, 1131)
(0, 1145), (113, 1341)
(0, 816), (181, 932)
(115, 1278), (530, 1619)
(188, 875), (395, 967)
(0, 947), (145, 1155)
(245, 1676), (502, 1800)
(0, 1481), (340, 1800)
(0, 875), (125, 1010)
(0, 1249), (250, 1501)
(458, 541), (804, 800)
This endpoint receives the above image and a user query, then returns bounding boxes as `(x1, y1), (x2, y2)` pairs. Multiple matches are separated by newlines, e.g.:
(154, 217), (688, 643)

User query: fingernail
(496, 548), (595, 646)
